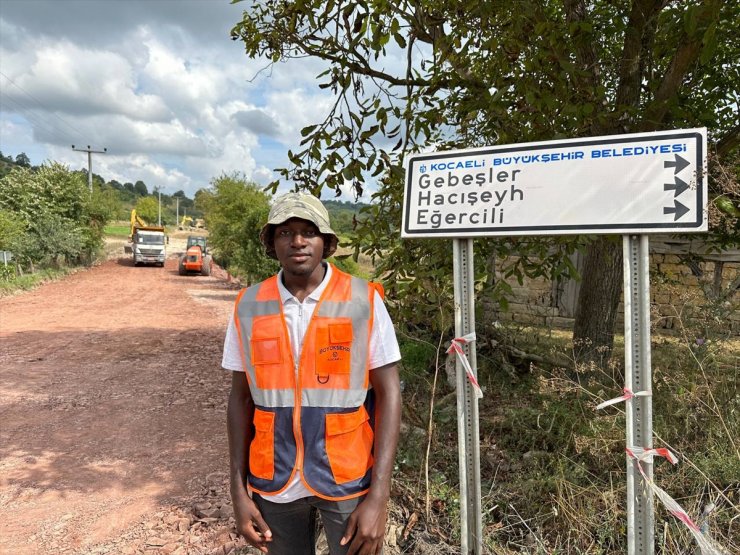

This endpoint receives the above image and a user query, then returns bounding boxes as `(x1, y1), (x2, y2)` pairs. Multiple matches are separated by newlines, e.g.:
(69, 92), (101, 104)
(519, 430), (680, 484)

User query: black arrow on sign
(663, 176), (689, 197)
(663, 199), (690, 221)
(664, 154), (690, 174)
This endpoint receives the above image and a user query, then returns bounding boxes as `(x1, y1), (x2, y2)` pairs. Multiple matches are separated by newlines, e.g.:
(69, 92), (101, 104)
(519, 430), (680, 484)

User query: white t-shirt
(222, 263), (401, 502)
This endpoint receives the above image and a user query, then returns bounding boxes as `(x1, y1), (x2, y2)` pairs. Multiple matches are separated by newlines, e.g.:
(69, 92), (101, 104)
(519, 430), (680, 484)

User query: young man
(222, 192), (401, 555)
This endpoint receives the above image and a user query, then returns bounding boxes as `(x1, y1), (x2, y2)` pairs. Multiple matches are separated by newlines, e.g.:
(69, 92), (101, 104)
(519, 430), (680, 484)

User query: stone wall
(496, 237), (740, 336)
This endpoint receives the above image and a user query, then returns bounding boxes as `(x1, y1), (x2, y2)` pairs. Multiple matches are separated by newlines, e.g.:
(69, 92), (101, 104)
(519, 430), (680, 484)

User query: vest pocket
(325, 407), (373, 484)
(250, 409), (275, 480)
(316, 321), (353, 377)
(252, 337), (282, 365)
(250, 313), (293, 389)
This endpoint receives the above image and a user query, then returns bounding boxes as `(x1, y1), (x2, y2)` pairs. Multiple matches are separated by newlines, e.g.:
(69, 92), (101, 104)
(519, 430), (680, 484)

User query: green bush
(0, 264), (15, 281)
(328, 254), (361, 276)
(393, 321), (739, 554)
(199, 173), (278, 284)
(0, 162), (115, 267)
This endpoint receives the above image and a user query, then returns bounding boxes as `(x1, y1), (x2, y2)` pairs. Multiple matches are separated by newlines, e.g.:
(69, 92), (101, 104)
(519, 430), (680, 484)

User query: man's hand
(340, 494), (388, 555)
(340, 361), (400, 554)
(232, 492), (272, 553)
(228, 372), (271, 552)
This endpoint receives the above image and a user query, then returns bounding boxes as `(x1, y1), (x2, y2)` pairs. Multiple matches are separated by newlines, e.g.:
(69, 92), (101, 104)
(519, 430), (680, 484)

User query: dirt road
(0, 245), (253, 555)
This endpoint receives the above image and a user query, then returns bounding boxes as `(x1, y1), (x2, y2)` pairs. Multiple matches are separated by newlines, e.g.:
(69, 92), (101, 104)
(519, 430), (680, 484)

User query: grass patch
(394, 323), (739, 554)
(104, 224), (131, 237)
(0, 267), (76, 296)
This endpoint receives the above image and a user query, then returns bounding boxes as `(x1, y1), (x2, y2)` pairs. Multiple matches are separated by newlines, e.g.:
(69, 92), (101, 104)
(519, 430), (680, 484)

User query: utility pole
(176, 196), (180, 228)
(158, 189), (162, 226)
(71, 145), (107, 193)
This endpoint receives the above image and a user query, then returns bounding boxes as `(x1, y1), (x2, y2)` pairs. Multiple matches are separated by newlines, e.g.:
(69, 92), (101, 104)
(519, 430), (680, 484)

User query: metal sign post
(452, 238), (483, 554)
(624, 234), (654, 554)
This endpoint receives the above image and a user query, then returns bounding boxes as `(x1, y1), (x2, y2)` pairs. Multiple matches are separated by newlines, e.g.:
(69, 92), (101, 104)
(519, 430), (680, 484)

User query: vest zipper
(294, 292), (324, 480)
(293, 302), (305, 474)
(291, 356), (304, 476)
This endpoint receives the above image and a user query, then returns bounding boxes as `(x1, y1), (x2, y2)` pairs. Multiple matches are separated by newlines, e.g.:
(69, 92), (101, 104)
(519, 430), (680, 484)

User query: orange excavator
(178, 235), (212, 276)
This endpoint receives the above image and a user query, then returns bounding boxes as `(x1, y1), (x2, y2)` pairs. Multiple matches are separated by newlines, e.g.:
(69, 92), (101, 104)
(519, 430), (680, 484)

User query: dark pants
(253, 494), (363, 555)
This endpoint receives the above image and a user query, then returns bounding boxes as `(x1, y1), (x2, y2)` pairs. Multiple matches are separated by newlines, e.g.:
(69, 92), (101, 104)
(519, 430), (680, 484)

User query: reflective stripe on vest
(234, 264), (379, 500)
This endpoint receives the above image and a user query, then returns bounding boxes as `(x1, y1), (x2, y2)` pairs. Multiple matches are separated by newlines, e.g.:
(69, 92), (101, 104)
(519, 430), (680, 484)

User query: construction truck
(128, 209), (166, 267)
(178, 235), (212, 276)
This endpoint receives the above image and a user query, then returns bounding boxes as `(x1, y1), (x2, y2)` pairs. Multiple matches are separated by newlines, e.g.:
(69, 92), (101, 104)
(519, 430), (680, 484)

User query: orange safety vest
(234, 264), (382, 501)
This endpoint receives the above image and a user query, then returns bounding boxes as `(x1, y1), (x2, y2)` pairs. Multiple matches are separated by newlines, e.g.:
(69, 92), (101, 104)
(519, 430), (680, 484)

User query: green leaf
(394, 32), (407, 49)
(300, 125), (318, 137)
(715, 196), (740, 218)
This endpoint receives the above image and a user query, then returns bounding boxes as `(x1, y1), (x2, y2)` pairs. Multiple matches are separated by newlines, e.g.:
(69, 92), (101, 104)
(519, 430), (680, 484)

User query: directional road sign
(402, 128), (707, 238)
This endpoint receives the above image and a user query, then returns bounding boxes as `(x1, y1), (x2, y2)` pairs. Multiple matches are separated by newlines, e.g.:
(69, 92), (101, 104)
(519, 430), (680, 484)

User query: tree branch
(298, 39), (429, 87)
(716, 124), (740, 157)
(641, 0), (723, 128)
(564, 0), (600, 85)
(411, 6), (487, 92)
(615, 0), (665, 115)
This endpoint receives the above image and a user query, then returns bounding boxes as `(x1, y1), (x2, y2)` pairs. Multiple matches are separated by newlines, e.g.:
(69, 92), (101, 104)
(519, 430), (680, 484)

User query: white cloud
(139, 33), (224, 111)
(0, 116), (41, 160)
(232, 109), (279, 137)
(185, 127), (260, 186)
(265, 88), (334, 144)
(3, 41), (170, 123)
(252, 165), (275, 185)
(0, 1), (371, 200)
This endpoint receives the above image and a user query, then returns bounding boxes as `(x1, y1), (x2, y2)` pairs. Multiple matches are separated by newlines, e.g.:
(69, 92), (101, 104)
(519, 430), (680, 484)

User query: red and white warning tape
(595, 387), (651, 410)
(625, 447), (726, 555)
(625, 446), (679, 467)
(597, 388), (727, 554)
(447, 332), (483, 399)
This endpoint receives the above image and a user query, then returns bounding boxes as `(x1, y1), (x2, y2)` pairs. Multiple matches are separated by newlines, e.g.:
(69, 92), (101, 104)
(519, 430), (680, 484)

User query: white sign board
(402, 128), (707, 238)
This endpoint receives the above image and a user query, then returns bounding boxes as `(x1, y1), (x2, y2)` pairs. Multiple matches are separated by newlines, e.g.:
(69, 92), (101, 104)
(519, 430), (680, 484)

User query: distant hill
(0, 157), (22, 180)
(323, 199), (369, 235)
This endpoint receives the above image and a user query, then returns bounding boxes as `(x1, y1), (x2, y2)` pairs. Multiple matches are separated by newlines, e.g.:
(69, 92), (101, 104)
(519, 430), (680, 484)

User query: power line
(0, 70), (84, 141)
(0, 94), (71, 145)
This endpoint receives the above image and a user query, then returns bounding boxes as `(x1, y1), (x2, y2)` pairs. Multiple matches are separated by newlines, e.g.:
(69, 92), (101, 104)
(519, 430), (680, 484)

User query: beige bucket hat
(260, 192), (338, 259)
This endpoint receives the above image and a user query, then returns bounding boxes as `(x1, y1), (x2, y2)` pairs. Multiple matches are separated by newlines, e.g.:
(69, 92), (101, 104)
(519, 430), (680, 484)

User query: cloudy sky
(0, 0), (343, 199)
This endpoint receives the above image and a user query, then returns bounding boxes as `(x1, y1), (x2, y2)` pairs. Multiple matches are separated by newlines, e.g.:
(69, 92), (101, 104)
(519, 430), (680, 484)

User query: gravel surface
(0, 239), (255, 555)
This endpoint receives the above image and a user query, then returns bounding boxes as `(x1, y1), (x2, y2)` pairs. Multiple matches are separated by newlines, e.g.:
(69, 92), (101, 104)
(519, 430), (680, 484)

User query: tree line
(0, 155), (207, 275)
(2, 151), (147, 197)
(0, 152), (367, 285)
(0, 150), (201, 222)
